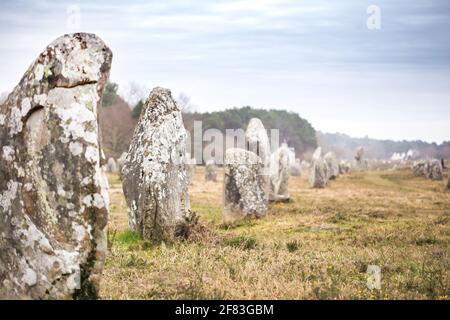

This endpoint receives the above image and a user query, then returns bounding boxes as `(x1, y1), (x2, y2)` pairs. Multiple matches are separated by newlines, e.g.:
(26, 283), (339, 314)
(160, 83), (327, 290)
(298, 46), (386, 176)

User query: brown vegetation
(101, 168), (449, 300)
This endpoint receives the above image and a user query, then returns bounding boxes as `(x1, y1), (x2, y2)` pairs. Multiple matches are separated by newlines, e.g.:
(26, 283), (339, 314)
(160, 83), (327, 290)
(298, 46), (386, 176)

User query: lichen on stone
(122, 87), (190, 242)
(0, 33), (112, 300)
(223, 148), (268, 223)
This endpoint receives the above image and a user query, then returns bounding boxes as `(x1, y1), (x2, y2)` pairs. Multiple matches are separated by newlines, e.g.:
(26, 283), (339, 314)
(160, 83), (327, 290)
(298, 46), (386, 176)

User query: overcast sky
(1, 0), (449, 143)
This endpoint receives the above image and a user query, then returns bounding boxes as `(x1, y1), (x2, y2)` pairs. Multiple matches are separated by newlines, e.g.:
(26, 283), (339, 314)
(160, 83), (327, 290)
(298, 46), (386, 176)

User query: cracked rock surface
(122, 87), (189, 241)
(426, 159), (443, 181)
(223, 148), (267, 222)
(0, 33), (112, 299)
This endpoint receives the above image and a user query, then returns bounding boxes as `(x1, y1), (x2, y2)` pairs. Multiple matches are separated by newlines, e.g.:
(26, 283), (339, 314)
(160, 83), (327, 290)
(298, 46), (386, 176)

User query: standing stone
(290, 158), (302, 176)
(269, 143), (290, 201)
(324, 152), (339, 180)
(413, 160), (427, 177)
(339, 161), (351, 174)
(312, 147), (322, 161)
(223, 148), (267, 222)
(309, 159), (328, 188)
(354, 146), (368, 171)
(107, 157), (118, 173)
(426, 159), (443, 181)
(117, 152), (127, 179)
(121, 87), (189, 241)
(309, 147), (327, 188)
(245, 118), (271, 195)
(204, 159), (218, 182)
(0, 33), (112, 299)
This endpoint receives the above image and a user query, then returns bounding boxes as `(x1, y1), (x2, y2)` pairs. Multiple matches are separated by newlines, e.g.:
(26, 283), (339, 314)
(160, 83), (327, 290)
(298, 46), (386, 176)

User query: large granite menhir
(0, 33), (112, 299)
(121, 87), (190, 241)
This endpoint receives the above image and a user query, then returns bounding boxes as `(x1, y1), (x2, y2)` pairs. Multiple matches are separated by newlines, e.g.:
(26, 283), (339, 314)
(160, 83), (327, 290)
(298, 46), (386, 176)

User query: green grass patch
(223, 235), (258, 250)
(115, 229), (142, 245)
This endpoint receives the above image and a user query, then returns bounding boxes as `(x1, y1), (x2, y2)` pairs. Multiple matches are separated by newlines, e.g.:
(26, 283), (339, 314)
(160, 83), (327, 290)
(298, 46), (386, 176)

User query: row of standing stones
(1, 33), (449, 300)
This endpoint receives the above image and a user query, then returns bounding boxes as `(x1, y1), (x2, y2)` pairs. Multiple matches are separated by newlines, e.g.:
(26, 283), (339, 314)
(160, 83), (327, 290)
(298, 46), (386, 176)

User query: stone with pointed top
(0, 33), (112, 299)
(324, 152), (339, 180)
(309, 147), (327, 188)
(245, 118), (271, 191)
(107, 157), (118, 173)
(121, 87), (189, 241)
(269, 143), (291, 201)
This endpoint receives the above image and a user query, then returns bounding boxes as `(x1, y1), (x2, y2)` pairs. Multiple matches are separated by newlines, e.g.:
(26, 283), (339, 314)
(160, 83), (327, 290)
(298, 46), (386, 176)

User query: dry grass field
(100, 167), (450, 300)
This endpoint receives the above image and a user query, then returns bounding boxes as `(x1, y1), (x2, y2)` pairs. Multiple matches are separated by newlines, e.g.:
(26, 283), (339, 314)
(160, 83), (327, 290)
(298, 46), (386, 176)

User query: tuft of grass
(286, 240), (301, 252)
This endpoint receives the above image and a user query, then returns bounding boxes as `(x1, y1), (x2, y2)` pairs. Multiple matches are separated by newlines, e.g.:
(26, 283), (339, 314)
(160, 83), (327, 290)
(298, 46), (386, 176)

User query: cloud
(0, 0), (449, 142)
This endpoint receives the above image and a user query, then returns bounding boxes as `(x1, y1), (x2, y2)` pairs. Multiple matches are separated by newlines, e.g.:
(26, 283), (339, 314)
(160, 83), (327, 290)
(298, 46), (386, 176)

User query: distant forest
(183, 107), (317, 158)
(318, 132), (450, 160)
(98, 82), (449, 161)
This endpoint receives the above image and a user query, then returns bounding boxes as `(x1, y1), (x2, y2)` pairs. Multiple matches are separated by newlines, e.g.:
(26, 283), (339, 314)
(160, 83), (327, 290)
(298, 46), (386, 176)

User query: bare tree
(119, 82), (148, 109)
(99, 96), (136, 159)
(178, 92), (199, 113)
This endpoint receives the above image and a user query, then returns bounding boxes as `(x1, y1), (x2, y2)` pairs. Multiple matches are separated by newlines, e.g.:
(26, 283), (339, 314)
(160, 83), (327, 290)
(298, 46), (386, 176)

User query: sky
(0, 0), (449, 143)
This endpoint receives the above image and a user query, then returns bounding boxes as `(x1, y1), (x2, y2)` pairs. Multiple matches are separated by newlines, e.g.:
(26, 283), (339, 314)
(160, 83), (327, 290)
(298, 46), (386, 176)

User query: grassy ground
(100, 168), (450, 300)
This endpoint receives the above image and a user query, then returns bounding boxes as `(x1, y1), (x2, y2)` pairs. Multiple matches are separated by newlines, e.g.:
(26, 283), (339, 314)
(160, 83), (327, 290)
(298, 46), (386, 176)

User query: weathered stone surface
(309, 159), (328, 188)
(324, 152), (339, 180)
(107, 157), (118, 173)
(117, 152), (127, 179)
(0, 33), (112, 299)
(205, 159), (217, 182)
(426, 159), (443, 181)
(312, 147), (322, 161)
(290, 158), (302, 176)
(309, 147), (328, 188)
(354, 146), (368, 171)
(121, 87), (189, 241)
(269, 143), (290, 201)
(413, 160), (427, 177)
(223, 148), (267, 222)
(338, 161), (350, 174)
(309, 148), (327, 188)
